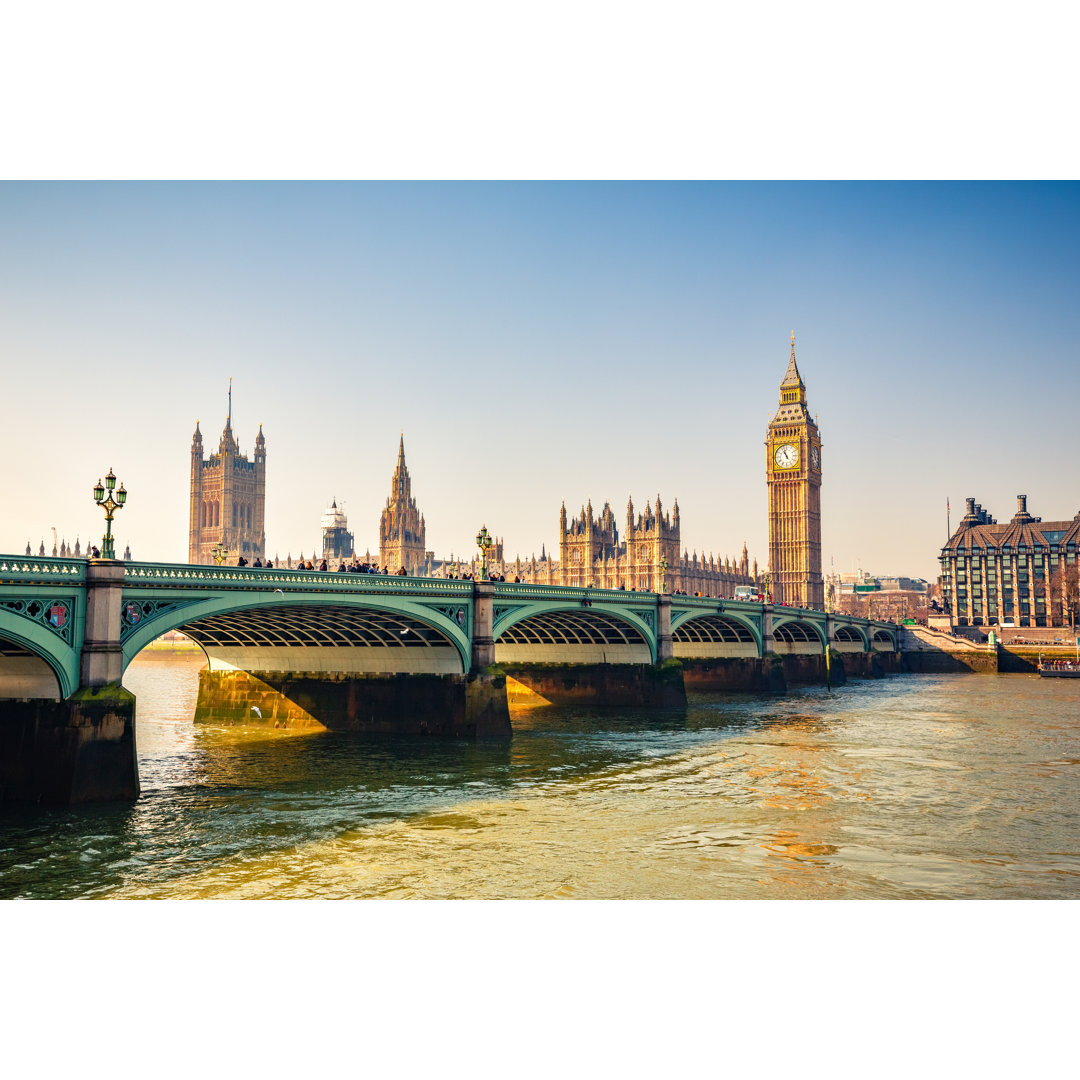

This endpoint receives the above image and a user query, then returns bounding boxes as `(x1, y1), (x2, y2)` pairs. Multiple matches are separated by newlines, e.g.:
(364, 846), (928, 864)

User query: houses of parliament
(187, 340), (825, 607)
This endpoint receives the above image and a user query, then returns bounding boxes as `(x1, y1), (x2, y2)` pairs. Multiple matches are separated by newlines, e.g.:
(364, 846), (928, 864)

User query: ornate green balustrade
(123, 561), (475, 596)
(0, 557), (88, 584)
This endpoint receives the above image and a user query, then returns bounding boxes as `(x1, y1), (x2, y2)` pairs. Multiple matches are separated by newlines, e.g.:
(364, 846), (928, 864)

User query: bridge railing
(0, 556), (88, 584)
(122, 561), (475, 596)
(489, 582), (660, 603)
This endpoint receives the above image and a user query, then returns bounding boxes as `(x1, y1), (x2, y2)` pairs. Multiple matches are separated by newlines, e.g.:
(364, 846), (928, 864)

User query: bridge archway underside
(0, 639), (64, 699)
(145, 602), (466, 675)
(673, 614), (758, 658)
(833, 625), (869, 651)
(772, 618), (825, 654)
(0, 609), (80, 699)
(494, 609), (652, 664)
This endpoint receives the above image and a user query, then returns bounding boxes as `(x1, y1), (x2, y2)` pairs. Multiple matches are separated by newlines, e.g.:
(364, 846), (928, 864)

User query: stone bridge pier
(1, 561), (139, 805)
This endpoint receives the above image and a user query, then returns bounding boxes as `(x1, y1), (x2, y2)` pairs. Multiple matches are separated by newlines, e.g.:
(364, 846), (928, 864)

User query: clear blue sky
(2, 181), (1077, 580)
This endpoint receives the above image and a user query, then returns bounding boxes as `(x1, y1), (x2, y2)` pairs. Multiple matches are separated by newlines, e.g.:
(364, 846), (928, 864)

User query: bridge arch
(0, 611), (78, 699)
(832, 623), (869, 651)
(771, 617), (826, 655)
(493, 602), (656, 664)
(120, 592), (472, 676)
(671, 612), (760, 658)
(871, 626), (898, 650)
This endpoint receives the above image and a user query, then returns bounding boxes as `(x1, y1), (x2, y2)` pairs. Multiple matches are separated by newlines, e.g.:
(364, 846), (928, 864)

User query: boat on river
(1037, 660), (1080, 678)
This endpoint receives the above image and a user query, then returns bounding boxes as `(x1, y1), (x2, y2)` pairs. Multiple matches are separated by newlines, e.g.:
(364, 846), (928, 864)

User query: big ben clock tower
(766, 333), (824, 609)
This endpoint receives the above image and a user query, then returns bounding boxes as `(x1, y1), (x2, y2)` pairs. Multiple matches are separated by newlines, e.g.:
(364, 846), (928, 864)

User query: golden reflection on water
(107, 715), (887, 899)
(86, 657), (1080, 899)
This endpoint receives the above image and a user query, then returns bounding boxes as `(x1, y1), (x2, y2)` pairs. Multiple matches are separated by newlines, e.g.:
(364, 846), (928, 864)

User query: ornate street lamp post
(476, 525), (492, 581)
(211, 541), (229, 565)
(92, 468), (127, 560)
(659, 553), (668, 594)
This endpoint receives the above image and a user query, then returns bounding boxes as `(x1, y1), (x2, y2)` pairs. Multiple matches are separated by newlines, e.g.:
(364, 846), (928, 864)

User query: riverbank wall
(680, 650), (899, 692)
(196, 653), (907, 733)
(502, 651), (900, 704)
(501, 662), (688, 707)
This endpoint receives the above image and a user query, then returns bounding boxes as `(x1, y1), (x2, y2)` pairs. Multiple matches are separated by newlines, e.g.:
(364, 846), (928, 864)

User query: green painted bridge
(0, 554), (900, 803)
(0, 555), (898, 699)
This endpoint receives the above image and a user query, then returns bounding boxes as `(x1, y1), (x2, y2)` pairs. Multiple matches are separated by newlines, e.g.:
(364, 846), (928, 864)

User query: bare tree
(1049, 563), (1079, 630)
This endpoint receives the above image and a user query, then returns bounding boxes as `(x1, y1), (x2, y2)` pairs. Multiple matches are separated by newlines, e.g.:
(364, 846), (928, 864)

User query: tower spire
(782, 332), (803, 389)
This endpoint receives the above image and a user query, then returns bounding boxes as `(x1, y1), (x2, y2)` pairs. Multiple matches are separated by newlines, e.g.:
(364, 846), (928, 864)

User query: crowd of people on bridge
(225, 556), (819, 608)
(234, 554), (533, 582)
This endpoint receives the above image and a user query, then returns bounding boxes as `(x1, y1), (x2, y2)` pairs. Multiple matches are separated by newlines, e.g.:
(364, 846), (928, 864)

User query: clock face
(811, 445), (819, 469)
(774, 443), (799, 470)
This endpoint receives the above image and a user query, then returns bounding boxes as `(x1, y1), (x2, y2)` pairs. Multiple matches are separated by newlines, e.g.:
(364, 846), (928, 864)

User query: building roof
(780, 332), (805, 389)
(942, 495), (1080, 554)
(771, 333), (812, 425)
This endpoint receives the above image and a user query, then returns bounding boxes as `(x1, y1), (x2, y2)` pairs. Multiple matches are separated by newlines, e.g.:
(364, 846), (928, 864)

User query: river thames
(2, 651), (1078, 899)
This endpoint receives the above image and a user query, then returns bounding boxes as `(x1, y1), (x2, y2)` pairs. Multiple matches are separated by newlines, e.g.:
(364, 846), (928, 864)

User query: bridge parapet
(0, 556), (87, 584)
(488, 582), (655, 603)
(123, 561), (475, 597)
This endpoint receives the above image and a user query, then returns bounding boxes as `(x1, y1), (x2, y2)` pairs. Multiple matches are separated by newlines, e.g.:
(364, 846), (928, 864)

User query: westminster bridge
(0, 555), (900, 803)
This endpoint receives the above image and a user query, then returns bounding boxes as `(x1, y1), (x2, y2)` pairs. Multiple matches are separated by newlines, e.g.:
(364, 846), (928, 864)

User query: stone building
(940, 495), (1080, 628)
(188, 385), (266, 564)
(379, 436), (432, 574)
(543, 496), (758, 594)
(766, 334), (824, 608)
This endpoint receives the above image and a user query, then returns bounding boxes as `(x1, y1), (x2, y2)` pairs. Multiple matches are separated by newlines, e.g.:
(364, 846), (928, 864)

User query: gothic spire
(781, 331), (804, 389)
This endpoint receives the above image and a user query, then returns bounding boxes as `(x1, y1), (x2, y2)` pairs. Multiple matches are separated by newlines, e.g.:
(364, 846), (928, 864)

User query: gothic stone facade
(551, 496), (758, 594)
(940, 496), (1080, 628)
(379, 437), (431, 574)
(188, 404), (266, 564)
(766, 335), (824, 609)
